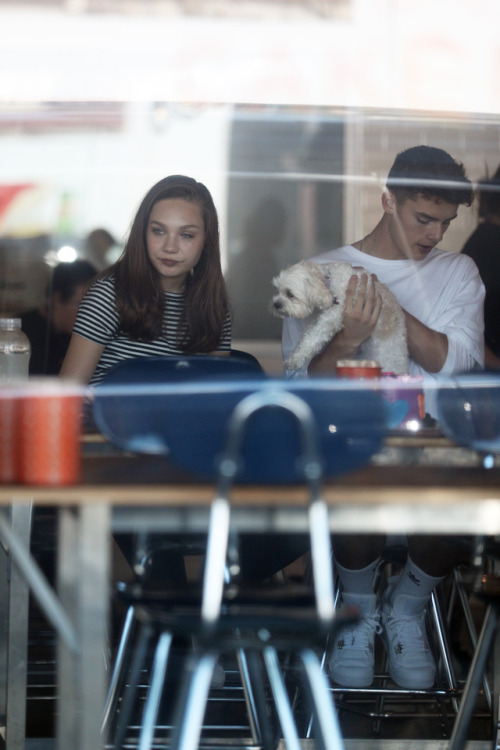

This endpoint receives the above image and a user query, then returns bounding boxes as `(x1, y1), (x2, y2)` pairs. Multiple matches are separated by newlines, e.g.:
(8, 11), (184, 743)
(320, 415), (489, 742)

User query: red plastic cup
(18, 379), (84, 486)
(335, 359), (382, 379)
(0, 386), (21, 483)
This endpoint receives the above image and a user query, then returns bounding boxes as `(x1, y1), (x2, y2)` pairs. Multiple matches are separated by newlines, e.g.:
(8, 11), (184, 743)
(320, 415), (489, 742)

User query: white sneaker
(328, 593), (381, 688)
(381, 592), (436, 689)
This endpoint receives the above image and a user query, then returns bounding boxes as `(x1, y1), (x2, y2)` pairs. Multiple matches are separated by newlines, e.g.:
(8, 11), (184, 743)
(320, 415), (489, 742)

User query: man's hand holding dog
(308, 273), (382, 374)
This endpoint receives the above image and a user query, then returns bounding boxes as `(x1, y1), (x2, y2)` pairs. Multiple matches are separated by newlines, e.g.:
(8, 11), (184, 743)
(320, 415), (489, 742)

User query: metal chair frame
(302, 373), (500, 744)
(436, 373), (500, 748)
(97, 354), (269, 749)
(93, 361), (388, 750)
(300, 556), (471, 741)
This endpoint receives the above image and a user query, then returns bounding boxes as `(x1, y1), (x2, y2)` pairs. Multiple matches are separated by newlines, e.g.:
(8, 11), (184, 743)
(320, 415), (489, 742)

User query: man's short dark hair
(386, 145), (473, 207)
(51, 259), (97, 302)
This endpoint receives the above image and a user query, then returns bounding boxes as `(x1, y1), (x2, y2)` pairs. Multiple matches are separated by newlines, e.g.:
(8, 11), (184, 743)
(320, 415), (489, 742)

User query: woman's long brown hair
(104, 175), (229, 352)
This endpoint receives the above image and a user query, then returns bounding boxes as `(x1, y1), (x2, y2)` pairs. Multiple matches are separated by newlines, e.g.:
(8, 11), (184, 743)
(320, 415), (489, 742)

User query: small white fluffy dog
(271, 260), (409, 374)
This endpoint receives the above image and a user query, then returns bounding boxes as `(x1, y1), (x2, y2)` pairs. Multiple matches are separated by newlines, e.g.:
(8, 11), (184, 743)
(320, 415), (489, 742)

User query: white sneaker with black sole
(381, 591), (436, 689)
(328, 592), (381, 688)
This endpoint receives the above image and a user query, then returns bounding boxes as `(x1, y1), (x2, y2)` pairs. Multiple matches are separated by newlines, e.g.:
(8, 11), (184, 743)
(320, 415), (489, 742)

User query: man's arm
(484, 345), (500, 370)
(310, 303), (449, 376)
(408, 254), (484, 376)
(404, 311), (448, 373)
(308, 273), (382, 374)
(307, 272), (449, 376)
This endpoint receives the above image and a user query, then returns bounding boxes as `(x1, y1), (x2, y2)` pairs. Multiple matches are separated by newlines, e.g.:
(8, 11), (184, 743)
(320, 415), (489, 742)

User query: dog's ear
(304, 262), (334, 310)
(271, 269), (284, 289)
(272, 260), (303, 288)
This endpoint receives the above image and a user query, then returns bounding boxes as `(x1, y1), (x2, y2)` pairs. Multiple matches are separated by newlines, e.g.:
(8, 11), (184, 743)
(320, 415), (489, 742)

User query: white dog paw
(284, 354), (305, 370)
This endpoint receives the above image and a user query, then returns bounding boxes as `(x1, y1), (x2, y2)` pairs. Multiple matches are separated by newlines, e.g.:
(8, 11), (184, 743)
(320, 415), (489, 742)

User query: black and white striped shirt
(73, 275), (232, 385)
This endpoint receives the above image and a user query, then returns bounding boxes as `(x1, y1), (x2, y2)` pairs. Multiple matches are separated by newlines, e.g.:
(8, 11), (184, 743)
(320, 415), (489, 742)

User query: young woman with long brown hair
(60, 174), (231, 384)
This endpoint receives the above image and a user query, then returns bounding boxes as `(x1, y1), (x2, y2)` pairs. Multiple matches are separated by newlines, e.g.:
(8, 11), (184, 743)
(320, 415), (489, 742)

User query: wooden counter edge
(1, 483), (500, 506)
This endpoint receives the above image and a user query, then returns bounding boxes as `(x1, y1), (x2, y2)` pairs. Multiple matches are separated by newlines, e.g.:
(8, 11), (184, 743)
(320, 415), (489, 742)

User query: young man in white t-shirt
(282, 145), (484, 690)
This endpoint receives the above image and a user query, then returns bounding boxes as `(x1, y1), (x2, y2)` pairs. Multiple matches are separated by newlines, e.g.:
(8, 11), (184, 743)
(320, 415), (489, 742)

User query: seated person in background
(85, 227), (121, 271)
(21, 259), (97, 375)
(282, 146), (484, 690)
(461, 162), (500, 369)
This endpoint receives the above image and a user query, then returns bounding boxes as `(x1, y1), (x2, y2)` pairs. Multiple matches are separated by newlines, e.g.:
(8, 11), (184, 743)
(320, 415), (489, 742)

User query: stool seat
(117, 580), (358, 642)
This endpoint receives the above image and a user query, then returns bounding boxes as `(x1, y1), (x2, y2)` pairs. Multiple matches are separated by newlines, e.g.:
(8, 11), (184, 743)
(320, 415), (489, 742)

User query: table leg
(0, 512), (7, 742)
(491, 619), (500, 750)
(449, 603), (499, 750)
(57, 504), (110, 750)
(3, 503), (32, 750)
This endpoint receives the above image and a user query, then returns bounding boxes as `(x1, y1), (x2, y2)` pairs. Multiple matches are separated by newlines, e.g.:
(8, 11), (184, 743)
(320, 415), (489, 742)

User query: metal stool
(301, 550), (469, 741)
(437, 372), (500, 748)
(95, 354), (268, 748)
(449, 567), (500, 750)
(93, 371), (388, 749)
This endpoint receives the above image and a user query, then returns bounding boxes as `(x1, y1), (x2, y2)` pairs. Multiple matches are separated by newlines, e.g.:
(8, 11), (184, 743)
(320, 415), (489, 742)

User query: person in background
(282, 146), (484, 690)
(461, 163), (500, 368)
(226, 197), (286, 339)
(21, 259), (97, 375)
(84, 227), (121, 270)
(60, 175), (231, 385)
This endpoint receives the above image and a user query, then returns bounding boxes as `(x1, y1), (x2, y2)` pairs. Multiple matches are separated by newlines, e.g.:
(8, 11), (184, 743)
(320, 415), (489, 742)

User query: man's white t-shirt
(282, 245), (485, 417)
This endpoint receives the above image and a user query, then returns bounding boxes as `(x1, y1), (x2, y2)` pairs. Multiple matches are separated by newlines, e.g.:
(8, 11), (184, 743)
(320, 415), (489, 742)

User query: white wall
(0, 103), (232, 244)
(0, 0), (499, 115)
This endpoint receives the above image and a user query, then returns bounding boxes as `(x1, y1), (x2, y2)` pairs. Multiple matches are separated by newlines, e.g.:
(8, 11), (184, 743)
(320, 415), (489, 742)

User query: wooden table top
(0, 452), (499, 507)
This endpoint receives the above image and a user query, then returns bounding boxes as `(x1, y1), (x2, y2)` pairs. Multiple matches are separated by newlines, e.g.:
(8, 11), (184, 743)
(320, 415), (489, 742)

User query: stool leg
(113, 622), (153, 750)
(101, 605), (136, 735)
(239, 648), (280, 750)
(171, 651), (216, 750)
(237, 648), (269, 746)
(430, 589), (459, 713)
(263, 646), (302, 750)
(299, 647), (345, 750)
(449, 603), (499, 750)
(237, 648), (262, 743)
(490, 620), (500, 750)
(453, 569), (492, 710)
(138, 631), (173, 750)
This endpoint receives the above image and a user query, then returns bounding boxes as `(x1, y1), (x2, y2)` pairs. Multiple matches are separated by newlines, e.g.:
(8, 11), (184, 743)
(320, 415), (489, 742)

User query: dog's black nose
(273, 300), (282, 310)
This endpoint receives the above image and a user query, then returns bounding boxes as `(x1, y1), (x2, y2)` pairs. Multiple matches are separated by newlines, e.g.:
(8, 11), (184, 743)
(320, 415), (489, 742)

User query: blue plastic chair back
(98, 353), (264, 387)
(93, 358), (387, 483)
(436, 372), (500, 455)
(92, 354), (265, 455)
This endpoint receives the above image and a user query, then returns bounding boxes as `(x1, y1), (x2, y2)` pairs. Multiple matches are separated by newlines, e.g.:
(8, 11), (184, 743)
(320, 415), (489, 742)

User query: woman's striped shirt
(73, 275), (232, 385)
